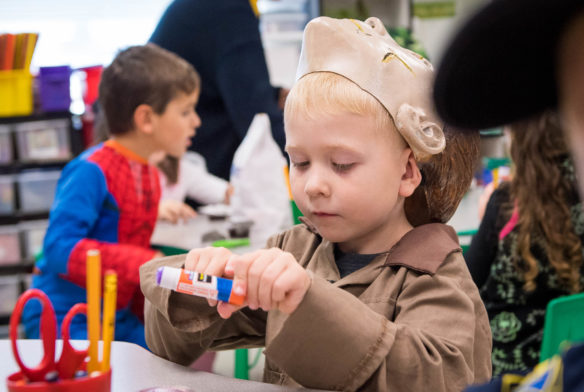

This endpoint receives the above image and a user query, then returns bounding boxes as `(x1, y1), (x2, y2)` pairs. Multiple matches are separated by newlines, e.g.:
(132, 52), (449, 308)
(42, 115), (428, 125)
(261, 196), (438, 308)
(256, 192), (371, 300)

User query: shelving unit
(0, 111), (82, 336)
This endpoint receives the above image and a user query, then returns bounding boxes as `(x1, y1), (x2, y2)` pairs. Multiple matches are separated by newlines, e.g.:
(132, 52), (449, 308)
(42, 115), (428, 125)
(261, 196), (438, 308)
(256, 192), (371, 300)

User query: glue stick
(156, 266), (245, 305)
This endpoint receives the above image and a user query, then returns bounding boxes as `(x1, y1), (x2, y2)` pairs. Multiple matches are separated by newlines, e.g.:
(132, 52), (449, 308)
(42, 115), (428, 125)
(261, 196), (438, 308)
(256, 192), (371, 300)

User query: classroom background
(0, 0), (501, 381)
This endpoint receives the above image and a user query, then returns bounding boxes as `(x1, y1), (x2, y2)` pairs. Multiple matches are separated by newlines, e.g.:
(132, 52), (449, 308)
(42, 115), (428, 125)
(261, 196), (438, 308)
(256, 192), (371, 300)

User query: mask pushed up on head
(296, 17), (479, 225)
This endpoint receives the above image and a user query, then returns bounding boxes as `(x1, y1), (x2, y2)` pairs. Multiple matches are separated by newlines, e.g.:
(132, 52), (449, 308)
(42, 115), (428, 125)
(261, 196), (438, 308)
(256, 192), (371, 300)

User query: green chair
(456, 229), (477, 255)
(540, 292), (584, 361)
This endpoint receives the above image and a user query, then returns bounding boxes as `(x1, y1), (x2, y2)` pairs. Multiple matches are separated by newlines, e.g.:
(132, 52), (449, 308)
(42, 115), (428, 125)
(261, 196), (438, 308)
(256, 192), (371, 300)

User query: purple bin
(39, 66), (71, 112)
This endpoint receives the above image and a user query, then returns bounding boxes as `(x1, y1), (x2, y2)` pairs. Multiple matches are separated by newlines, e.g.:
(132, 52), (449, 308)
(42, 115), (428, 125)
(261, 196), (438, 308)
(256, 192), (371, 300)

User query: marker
(156, 266), (244, 305)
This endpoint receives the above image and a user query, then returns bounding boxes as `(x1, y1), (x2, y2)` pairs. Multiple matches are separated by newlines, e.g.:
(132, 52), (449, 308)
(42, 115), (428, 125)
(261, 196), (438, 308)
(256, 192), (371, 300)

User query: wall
(0, 0), (173, 70)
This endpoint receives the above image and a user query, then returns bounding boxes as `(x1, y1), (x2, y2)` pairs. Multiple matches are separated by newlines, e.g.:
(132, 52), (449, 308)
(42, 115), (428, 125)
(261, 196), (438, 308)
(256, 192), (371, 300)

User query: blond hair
(284, 72), (398, 139)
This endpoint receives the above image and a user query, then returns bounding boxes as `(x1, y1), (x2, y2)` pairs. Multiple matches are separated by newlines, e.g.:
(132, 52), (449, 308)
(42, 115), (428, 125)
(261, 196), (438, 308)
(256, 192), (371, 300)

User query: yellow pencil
(86, 249), (101, 373)
(101, 271), (117, 372)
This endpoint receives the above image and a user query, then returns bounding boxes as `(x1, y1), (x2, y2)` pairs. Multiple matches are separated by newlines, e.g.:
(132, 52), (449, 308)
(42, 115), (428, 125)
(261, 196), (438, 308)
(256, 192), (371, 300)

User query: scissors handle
(57, 303), (89, 379)
(10, 289), (57, 382)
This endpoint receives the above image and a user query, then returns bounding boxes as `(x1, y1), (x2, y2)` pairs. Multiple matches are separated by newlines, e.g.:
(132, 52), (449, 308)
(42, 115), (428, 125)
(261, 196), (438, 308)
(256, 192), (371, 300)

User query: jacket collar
(384, 223), (461, 275)
(301, 221), (461, 286)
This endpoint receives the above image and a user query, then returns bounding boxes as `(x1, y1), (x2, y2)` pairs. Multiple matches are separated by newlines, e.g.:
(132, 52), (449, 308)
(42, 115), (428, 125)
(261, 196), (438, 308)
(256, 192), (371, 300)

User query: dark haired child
(23, 44), (201, 347)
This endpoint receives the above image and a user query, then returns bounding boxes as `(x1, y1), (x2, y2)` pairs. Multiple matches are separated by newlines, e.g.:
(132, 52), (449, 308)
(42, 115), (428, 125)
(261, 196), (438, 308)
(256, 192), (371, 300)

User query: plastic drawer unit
(16, 170), (61, 213)
(18, 219), (48, 260)
(0, 174), (15, 215)
(14, 119), (71, 162)
(0, 225), (21, 265)
(0, 125), (13, 164)
(0, 275), (20, 314)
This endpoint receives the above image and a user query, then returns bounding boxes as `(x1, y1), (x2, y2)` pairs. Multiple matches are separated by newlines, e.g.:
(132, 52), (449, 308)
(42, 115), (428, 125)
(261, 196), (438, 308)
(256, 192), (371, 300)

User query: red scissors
(10, 289), (89, 382)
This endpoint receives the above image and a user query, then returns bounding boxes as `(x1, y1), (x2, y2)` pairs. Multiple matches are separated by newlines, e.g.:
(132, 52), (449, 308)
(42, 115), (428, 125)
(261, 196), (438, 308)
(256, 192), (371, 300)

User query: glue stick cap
(156, 267), (163, 286)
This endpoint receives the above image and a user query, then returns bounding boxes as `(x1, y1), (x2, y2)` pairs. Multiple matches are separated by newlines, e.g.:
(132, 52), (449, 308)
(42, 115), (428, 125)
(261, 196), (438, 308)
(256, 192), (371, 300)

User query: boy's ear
(133, 104), (156, 135)
(399, 149), (422, 198)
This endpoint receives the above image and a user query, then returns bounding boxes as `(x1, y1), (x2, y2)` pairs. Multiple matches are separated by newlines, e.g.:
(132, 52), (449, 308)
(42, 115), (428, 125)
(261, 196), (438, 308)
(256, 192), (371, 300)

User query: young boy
(140, 17), (492, 390)
(23, 44), (201, 348)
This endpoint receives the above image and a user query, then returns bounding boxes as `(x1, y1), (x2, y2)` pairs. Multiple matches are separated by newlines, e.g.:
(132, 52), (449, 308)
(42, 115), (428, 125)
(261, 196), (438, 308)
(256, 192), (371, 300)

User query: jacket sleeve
(141, 254), (268, 365)
(264, 253), (491, 392)
(42, 159), (158, 308)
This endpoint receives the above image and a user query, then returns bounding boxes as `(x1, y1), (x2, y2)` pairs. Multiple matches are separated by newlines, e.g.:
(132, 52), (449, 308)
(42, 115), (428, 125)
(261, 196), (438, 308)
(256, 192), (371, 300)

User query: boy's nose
(192, 112), (202, 129)
(304, 168), (331, 198)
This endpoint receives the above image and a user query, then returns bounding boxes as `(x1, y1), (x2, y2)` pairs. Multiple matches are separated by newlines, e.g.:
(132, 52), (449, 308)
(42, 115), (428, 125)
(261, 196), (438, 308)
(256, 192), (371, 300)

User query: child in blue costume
(23, 44), (201, 347)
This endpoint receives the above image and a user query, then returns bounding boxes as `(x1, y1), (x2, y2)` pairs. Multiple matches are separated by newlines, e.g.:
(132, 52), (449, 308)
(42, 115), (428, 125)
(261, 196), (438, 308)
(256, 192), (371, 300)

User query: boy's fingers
(257, 257), (287, 311)
(179, 204), (197, 220)
(185, 249), (202, 270)
(184, 204), (197, 217)
(203, 247), (233, 277)
(230, 251), (261, 280)
(273, 267), (310, 315)
(216, 301), (244, 319)
(246, 252), (276, 310)
(185, 247), (231, 275)
(229, 252), (261, 306)
(223, 256), (236, 278)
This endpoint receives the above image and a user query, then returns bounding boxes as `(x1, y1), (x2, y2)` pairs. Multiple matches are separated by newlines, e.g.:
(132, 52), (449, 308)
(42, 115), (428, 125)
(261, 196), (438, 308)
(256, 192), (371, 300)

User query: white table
(2, 339), (323, 391)
(150, 214), (278, 255)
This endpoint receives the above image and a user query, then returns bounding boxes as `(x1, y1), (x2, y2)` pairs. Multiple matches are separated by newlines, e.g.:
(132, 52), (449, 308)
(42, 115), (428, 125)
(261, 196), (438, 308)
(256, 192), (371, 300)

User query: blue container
(39, 66), (71, 112)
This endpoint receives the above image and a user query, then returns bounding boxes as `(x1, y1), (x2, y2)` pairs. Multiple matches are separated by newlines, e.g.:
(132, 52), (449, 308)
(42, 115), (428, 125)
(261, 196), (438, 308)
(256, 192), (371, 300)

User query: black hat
(433, 0), (584, 130)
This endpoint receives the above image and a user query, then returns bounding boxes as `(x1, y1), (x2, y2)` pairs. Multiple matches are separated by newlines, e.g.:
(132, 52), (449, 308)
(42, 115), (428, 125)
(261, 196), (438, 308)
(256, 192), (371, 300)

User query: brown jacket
(140, 223), (492, 391)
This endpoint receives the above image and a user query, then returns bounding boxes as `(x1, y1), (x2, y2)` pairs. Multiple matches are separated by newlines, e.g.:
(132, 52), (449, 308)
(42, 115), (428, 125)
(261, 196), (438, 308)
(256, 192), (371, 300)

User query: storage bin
(16, 170), (61, 213)
(39, 66), (71, 112)
(18, 219), (48, 260)
(0, 125), (13, 164)
(14, 119), (71, 161)
(81, 65), (103, 105)
(0, 226), (21, 265)
(0, 275), (20, 313)
(22, 273), (32, 290)
(0, 174), (15, 215)
(0, 70), (33, 117)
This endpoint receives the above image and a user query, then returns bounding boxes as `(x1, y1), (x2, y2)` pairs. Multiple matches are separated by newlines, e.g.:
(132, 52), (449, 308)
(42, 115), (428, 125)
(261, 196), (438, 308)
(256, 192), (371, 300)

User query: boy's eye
(292, 161), (309, 169)
(333, 162), (354, 172)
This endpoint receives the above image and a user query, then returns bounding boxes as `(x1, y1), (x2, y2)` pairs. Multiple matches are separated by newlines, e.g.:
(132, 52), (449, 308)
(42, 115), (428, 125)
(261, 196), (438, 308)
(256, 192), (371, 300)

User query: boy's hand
(217, 248), (310, 319)
(185, 247), (238, 308)
(158, 200), (197, 224)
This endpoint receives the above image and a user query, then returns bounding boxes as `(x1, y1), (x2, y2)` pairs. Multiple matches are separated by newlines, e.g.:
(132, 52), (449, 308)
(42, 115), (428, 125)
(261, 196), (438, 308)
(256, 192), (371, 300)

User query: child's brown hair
(98, 43), (200, 135)
(508, 111), (582, 293)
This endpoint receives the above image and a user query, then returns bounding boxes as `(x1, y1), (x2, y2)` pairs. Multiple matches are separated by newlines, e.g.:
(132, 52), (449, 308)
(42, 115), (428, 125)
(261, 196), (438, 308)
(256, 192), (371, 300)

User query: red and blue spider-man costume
(23, 140), (160, 347)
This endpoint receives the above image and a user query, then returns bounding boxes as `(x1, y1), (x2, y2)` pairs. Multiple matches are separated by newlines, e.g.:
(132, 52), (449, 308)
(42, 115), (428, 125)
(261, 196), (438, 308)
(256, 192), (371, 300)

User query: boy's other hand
(185, 247), (236, 308)
(158, 200), (197, 224)
(218, 248), (310, 318)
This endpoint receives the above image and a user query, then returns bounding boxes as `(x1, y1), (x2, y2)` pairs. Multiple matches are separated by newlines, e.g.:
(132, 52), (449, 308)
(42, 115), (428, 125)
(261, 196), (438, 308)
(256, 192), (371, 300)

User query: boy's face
(286, 112), (415, 254)
(152, 90), (201, 158)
